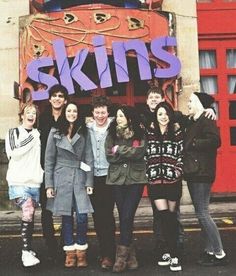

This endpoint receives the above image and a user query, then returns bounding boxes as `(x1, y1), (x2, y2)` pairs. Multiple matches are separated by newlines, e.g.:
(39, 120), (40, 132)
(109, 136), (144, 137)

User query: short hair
(48, 84), (69, 100)
(18, 102), (39, 128)
(91, 95), (111, 110)
(147, 87), (164, 99)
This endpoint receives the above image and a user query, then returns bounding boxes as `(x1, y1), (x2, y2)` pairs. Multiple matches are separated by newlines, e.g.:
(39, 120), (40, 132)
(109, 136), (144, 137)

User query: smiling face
(49, 91), (67, 111)
(116, 109), (128, 127)
(21, 106), (37, 129)
(146, 92), (164, 112)
(92, 106), (109, 127)
(65, 103), (78, 124)
(188, 93), (203, 116)
(156, 106), (170, 128)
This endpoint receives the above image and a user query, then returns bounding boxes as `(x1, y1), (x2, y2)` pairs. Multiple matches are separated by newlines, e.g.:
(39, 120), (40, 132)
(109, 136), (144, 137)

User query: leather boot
(113, 245), (130, 273)
(64, 250), (76, 268)
(127, 244), (138, 270)
(74, 243), (88, 267)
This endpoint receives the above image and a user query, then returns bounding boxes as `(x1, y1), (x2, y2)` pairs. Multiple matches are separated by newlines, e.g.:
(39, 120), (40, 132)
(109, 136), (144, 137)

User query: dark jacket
(39, 108), (58, 169)
(140, 106), (156, 129)
(105, 134), (147, 185)
(183, 113), (221, 183)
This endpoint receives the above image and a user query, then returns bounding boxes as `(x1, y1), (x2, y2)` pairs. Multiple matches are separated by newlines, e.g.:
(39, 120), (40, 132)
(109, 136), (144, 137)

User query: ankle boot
(75, 243), (88, 267)
(127, 244), (138, 270)
(113, 245), (130, 273)
(63, 245), (76, 268)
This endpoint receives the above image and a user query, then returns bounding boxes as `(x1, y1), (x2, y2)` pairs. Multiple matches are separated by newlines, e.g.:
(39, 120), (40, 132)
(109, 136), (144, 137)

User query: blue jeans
(62, 213), (88, 246)
(187, 181), (223, 254)
(113, 184), (144, 246)
(8, 185), (40, 206)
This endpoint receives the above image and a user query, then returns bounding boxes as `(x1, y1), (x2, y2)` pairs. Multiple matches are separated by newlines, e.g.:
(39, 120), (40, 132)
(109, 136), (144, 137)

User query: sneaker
(29, 250), (36, 256)
(212, 255), (229, 266)
(170, 257), (182, 272)
(198, 252), (228, 266)
(157, 253), (171, 266)
(22, 250), (40, 267)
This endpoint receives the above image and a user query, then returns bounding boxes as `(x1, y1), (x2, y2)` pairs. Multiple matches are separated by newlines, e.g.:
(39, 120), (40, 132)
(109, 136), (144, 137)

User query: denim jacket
(87, 118), (112, 177)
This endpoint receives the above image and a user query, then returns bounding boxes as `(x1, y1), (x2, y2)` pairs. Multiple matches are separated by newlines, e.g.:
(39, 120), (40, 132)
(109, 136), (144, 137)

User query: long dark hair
(153, 101), (176, 140)
(108, 105), (144, 141)
(57, 102), (87, 138)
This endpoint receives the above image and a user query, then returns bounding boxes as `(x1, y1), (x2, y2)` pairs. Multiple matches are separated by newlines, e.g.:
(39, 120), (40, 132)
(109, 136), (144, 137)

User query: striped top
(5, 126), (44, 187)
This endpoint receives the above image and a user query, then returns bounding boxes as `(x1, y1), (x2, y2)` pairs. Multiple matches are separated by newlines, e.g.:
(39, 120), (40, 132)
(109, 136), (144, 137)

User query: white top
(5, 126), (44, 187)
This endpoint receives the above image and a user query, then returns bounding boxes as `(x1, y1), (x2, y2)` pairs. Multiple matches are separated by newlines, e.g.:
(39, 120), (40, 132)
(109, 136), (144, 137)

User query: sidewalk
(1, 198), (236, 235)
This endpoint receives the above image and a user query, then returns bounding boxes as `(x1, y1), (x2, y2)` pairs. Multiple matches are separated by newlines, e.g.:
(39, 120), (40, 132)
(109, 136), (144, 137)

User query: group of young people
(5, 84), (228, 272)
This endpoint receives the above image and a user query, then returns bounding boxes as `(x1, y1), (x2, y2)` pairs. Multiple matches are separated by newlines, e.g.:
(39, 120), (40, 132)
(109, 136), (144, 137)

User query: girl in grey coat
(45, 102), (94, 268)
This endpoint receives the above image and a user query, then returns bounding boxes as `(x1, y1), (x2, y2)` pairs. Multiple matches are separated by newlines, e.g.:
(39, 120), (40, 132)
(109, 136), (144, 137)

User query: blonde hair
(18, 102), (39, 128)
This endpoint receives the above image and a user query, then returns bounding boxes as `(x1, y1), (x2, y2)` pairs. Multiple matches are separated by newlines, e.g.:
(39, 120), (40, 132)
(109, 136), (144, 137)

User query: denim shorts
(8, 185), (40, 207)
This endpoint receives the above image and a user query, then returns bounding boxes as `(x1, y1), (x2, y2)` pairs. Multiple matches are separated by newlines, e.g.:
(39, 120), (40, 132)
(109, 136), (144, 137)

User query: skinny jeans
(187, 181), (223, 254)
(113, 184), (144, 246)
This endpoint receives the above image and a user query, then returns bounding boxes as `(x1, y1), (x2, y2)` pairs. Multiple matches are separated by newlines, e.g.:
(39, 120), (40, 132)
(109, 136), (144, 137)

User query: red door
(199, 40), (236, 194)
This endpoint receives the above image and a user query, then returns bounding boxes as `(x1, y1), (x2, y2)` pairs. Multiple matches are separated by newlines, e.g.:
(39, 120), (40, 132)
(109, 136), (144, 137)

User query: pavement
(1, 198), (236, 235)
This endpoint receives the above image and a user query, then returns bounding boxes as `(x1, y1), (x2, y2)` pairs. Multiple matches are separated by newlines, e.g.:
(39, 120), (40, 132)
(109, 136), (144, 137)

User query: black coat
(39, 108), (58, 169)
(183, 113), (221, 183)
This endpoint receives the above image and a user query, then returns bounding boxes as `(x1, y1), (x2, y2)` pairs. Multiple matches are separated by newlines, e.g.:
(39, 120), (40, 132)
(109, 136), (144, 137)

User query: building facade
(0, 0), (201, 208)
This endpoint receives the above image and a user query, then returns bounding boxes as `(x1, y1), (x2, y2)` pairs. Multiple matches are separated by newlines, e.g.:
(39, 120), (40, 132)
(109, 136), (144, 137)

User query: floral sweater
(146, 126), (184, 185)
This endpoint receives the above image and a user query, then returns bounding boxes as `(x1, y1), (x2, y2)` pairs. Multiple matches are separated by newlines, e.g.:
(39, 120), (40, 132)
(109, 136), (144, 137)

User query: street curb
(0, 199), (235, 234)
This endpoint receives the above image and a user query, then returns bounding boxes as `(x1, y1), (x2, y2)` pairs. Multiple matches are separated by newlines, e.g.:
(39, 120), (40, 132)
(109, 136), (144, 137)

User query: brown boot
(64, 250), (77, 268)
(75, 243), (88, 268)
(100, 257), (113, 270)
(113, 245), (130, 273)
(127, 244), (138, 270)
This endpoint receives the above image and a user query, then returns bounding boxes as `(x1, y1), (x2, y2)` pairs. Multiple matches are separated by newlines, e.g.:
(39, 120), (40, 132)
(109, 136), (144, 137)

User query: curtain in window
(227, 49), (236, 68)
(228, 76), (236, 94)
(199, 50), (216, 69)
(200, 76), (217, 95)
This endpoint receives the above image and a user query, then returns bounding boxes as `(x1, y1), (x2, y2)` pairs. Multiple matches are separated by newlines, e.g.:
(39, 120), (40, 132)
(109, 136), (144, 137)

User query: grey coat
(44, 128), (94, 216)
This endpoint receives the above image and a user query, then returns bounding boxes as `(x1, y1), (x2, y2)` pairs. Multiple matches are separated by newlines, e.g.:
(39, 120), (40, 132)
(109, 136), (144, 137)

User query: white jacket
(5, 126), (44, 187)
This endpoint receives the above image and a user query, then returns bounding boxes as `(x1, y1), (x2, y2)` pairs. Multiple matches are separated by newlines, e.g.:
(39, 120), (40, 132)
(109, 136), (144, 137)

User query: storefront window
(199, 50), (216, 68)
(200, 76), (218, 94)
(227, 49), (236, 68)
(227, 75), (236, 93)
(230, 127), (236, 146)
(229, 101), (236, 119)
(105, 83), (126, 97)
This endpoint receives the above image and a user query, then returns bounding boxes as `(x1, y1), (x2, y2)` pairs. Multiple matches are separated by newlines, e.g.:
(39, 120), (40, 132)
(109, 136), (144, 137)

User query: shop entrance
(199, 40), (236, 194)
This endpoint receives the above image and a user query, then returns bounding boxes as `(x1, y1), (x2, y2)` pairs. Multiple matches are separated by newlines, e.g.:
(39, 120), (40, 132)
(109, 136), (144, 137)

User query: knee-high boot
(158, 210), (178, 257)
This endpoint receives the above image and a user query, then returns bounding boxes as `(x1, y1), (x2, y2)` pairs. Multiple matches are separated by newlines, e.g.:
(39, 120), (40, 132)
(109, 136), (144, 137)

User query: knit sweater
(5, 126), (44, 187)
(146, 126), (184, 185)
